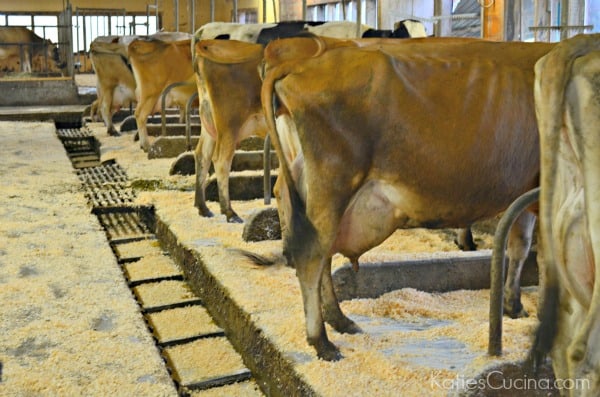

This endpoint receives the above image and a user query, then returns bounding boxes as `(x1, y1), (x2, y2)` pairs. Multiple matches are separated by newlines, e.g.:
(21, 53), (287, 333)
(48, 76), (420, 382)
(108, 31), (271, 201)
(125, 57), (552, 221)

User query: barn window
(71, 11), (158, 53)
(586, 0), (600, 32)
(236, 8), (258, 23)
(307, 0), (376, 27)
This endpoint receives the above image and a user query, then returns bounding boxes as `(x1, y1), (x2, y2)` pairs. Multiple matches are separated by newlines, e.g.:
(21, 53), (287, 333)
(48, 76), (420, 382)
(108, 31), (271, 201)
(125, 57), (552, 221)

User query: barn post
(434, 0), (452, 37)
(356, 0), (362, 38)
(503, 0), (521, 40)
(482, 0), (503, 40)
(302, 0), (307, 20)
(174, 0), (180, 31)
(59, 3), (74, 77)
(189, 0), (195, 33)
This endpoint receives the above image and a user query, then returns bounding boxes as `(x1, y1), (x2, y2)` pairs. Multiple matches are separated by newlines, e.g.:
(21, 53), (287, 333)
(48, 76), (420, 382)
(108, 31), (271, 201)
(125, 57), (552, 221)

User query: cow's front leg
(504, 211), (536, 318)
(194, 134), (215, 218)
(321, 258), (361, 334)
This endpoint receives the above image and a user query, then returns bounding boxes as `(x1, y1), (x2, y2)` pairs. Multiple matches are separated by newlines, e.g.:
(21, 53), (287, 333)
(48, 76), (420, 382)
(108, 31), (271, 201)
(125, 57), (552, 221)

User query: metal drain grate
(57, 126), (101, 168)
(95, 208), (154, 243)
(78, 161), (136, 208)
(57, 123), (261, 396)
(76, 160), (129, 184)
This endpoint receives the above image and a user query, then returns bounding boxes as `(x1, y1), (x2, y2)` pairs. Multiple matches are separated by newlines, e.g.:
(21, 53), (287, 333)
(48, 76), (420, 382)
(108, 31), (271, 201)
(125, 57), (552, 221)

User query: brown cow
(0, 26), (61, 74)
(190, 22), (430, 223)
(529, 34), (600, 396)
(193, 39), (268, 222)
(127, 32), (194, 151)
(260, 38), (555, 360)
(90, 35), (138, 135)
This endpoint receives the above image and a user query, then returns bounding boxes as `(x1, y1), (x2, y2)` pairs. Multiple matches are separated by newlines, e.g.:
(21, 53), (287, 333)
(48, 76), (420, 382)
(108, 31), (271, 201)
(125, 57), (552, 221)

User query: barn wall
(0, 0), (278, 33)
(160, 0), (278, 33)
(0, 1), (149, 13)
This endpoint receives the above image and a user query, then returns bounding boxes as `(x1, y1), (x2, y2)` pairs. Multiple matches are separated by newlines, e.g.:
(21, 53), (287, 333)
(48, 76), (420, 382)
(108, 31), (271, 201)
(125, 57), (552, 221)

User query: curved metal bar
(263, 134), (272, 205)
(160, 81), (194, 137)
(185, 91), (199, 151)
(488, 187), (540, 356)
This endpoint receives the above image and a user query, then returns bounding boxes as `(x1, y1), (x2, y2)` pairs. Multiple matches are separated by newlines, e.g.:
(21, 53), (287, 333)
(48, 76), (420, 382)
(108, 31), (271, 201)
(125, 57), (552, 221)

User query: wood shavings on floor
(0, 121), (176, 396)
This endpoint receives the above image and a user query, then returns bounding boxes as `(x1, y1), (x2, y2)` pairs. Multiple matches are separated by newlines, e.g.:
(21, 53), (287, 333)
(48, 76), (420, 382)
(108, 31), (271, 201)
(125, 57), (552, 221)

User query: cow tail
(261, 63), (321, 267)
(230, 248), (287, 267)
(530, 34), (600, 374)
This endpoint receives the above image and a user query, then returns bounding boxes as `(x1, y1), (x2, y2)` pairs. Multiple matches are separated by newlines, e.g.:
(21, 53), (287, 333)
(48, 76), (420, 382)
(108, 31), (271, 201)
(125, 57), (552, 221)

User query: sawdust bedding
(144, 195), (539, 396)
(92, 124), (541, 396)
(0, 121), (176, 396)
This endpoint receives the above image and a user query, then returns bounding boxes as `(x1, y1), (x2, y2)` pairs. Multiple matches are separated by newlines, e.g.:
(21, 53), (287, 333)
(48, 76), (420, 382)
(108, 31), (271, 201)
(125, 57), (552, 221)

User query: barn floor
(90, 122), (558, 396)
(0, 112), (559, 396)
(0, 120), (177, 395)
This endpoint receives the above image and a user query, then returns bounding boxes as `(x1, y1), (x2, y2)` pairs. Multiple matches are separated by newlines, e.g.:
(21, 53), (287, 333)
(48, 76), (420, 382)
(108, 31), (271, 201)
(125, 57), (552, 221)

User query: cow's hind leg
(213, 137), (242, 223)
(287, 194), (341, 360)
(134, 96), (157, 151)
(297, 255), (341, 361)
(100, 91), (119, 136)
(321, 258), (362, 334)
(504, 210), (536, 318)
(194, 133), (215, 218)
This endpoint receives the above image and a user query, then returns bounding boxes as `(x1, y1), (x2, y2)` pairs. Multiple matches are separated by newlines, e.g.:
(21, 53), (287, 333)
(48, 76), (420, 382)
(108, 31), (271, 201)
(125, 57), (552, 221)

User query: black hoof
(198, 208), (215, 218)
(504, 300), (529, 319)
(327, 316), (362, 334)
(313, 340), (343, 362)
(227, 215), (244, 223)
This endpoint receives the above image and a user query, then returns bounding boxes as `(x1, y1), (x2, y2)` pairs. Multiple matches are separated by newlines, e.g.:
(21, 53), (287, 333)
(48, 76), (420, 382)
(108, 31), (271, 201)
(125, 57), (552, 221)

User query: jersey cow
(529, 34), (600, 396)
(127, 32), (195, 151)
(191, 21), (426, 223)
(90, 35), (138, 135)
(0, 26), (62, 75)
(192, 35), (362, 222)
(259, 38), (555, 360)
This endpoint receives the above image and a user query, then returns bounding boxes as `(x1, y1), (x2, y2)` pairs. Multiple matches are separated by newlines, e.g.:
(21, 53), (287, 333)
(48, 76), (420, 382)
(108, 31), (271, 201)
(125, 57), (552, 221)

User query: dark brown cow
(260, 38), (555, 360)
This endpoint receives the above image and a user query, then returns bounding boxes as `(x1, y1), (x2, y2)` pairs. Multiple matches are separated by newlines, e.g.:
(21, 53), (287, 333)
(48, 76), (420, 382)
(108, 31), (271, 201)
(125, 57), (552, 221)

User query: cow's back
(0, 26), (39, 43)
